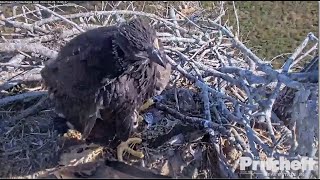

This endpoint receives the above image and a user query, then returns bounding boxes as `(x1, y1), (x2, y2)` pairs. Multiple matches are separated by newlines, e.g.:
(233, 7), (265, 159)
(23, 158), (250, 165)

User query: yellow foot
(137, 115), (144, 123)
(139, 98), (155, 112)
(117, 137), (144, 162)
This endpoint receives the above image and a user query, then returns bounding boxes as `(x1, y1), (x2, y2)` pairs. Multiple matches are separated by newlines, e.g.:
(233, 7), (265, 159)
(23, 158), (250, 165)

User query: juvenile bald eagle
(41, 18), (172, 161)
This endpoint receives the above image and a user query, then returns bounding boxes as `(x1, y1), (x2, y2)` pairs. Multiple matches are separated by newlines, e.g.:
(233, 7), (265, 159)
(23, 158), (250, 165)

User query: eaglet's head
(116, 18), (166, 67)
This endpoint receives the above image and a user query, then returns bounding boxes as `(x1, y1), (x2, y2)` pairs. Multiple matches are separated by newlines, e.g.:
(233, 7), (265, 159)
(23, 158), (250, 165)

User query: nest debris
(0, 1), (318, 179)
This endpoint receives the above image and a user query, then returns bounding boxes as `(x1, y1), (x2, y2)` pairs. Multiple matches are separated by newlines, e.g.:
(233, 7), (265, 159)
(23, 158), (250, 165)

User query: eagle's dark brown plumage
(41, 18), (171, 152)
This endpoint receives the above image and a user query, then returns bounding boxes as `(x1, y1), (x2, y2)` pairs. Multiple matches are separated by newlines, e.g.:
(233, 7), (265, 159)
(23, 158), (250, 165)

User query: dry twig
(0, 2), (318, 179)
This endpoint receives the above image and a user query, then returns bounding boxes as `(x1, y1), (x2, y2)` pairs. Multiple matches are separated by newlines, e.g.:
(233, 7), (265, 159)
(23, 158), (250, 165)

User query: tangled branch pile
(0, 1), (318, 179)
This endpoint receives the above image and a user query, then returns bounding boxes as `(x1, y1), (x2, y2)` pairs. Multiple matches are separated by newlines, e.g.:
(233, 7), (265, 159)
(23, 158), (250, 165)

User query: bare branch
(34, 10), (191, 33)
(0, 91), (47, 107)
(0, 42), (58, 59)
(35, 4), (85, 33)
(0, 17), (49, 34)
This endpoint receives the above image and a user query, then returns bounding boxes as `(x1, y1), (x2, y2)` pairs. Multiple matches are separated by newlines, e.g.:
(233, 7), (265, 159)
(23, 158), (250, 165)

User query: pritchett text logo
(240, 156), (317, 172)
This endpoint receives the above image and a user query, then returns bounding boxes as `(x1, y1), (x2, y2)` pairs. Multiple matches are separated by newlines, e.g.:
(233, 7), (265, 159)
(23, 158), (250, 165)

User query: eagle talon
(139, 98), (155, 112)
(117, 137), (144, 162)
(137, 115), (144, 123)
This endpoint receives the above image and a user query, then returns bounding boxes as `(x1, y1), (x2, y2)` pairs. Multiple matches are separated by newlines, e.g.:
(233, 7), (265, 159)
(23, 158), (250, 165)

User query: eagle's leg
(135, 98), (155, 125)
(137, 115), (144, 123)
(117, 137), (144, 162)
(81, 115), (97, 140)
(116, 98), (156, 162)
(116, 109), (144, 162)
(139, 98), (155, 112)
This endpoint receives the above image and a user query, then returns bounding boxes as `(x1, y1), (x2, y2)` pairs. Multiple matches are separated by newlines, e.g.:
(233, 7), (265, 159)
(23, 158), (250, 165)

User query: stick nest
(0, 1), (318, 179)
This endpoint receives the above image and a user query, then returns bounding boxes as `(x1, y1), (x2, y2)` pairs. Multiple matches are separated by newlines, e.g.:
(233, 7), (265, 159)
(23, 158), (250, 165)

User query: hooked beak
(147, 47), (166, 68)
(150, 38), (166, 68)
(135, 39), (166, 68)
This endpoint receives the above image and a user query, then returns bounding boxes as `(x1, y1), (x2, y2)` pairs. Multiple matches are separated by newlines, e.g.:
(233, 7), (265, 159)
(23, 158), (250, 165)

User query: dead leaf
(160, 160), (171, 176)
(59, 143), (103, 167)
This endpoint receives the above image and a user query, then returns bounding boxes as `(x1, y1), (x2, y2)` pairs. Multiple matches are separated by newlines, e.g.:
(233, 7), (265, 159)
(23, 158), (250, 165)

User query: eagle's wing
(42, 26), (121, 98)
